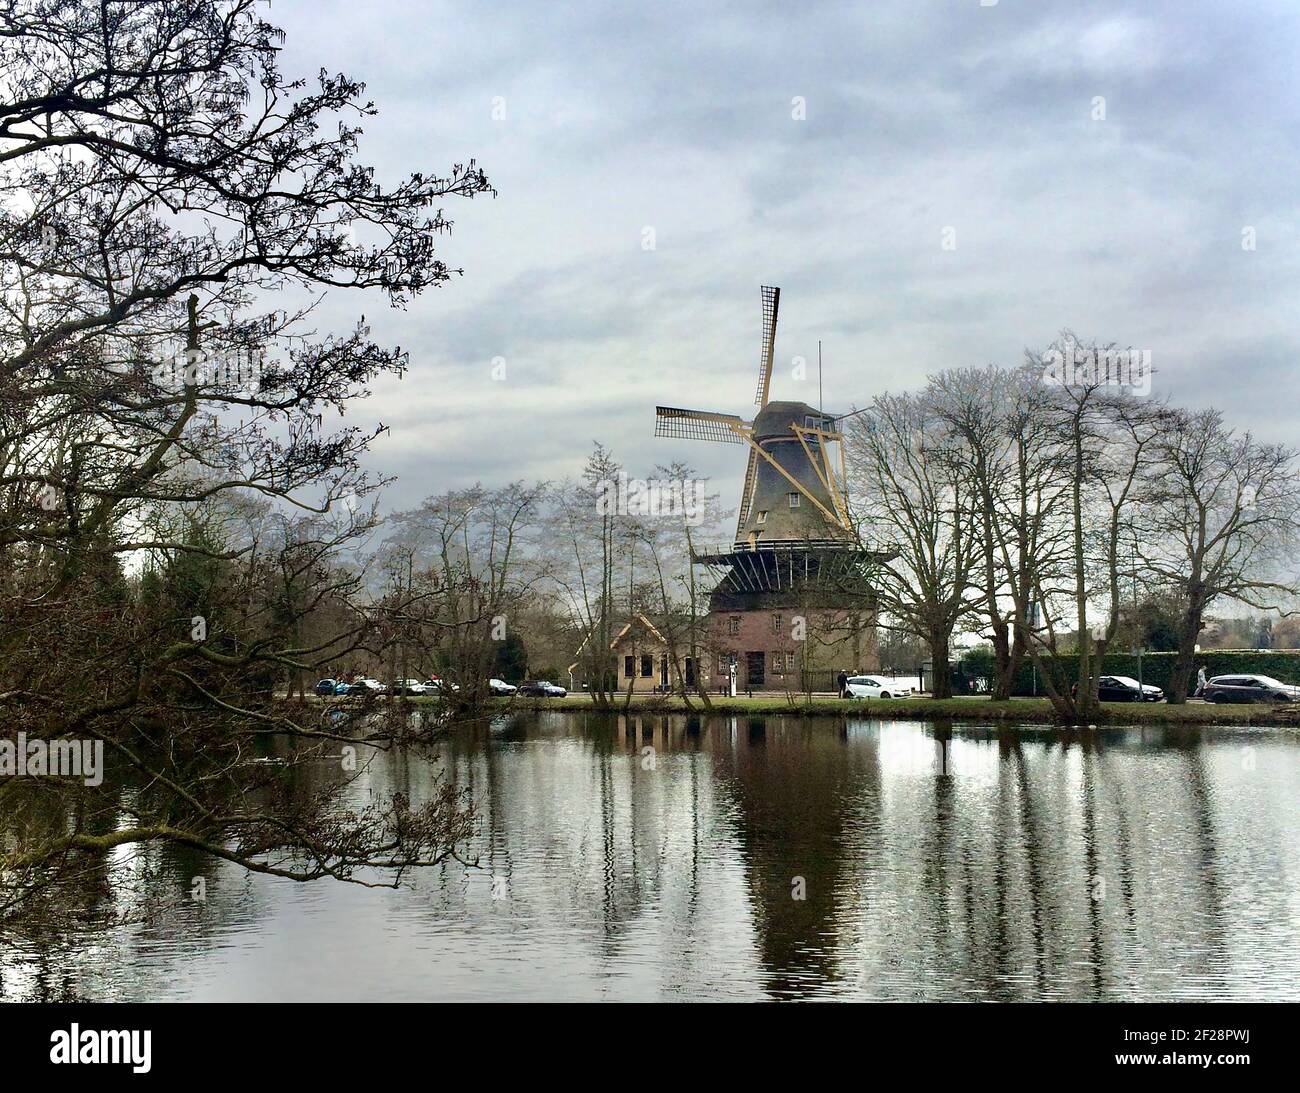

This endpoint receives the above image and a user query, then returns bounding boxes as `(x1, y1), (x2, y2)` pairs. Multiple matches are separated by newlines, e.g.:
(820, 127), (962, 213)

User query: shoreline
(524, 694), (1300, 729)
(298, 692), (1300, 729)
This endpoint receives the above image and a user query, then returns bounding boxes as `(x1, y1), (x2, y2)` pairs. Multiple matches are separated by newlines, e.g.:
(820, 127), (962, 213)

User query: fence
(798, 670), (841, 694)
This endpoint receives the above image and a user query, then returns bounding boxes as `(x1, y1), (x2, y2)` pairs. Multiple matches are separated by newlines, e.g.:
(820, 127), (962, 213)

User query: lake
(3, 711), (1298, 1002)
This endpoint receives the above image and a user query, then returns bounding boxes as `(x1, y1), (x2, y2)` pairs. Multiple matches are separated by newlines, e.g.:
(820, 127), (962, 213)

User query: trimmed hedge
(1000, 649), (1300, 696)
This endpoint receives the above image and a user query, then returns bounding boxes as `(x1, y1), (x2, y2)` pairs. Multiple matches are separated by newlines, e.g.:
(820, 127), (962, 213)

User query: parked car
(844, 676), (912, 700)
(1071, 675), (1164, 702)
(348, 677), (385, 695)
(1110, 675), (1163, 702)
(1203, 674), (1300, 704)
(422, 677), (461, 694)
(333, 680), (352, 695)
(389, 679), (429, 696)
(518, 680), (567, 697)
(489, 678), (518, 696)
(315, 678), (338, 696)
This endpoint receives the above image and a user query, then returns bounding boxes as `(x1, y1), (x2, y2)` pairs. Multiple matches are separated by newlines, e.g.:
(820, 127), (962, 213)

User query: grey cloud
(269, 0), (1300, 515)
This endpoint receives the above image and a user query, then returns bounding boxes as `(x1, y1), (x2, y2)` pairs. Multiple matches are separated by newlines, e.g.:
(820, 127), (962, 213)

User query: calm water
(3, 712), (1299, 1002)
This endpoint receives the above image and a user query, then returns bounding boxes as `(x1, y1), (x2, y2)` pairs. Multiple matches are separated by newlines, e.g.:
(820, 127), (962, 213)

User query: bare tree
(549, 444), (621, 706)
(0, 0), (491, 923)
(928, 365), (1064, 700)
(1140, 409), (1300, 702)
(630, 461), (724, 709)
(380, 482), (548, 711)
(846, 391), (981, 698)
(987, 339), (1170, 720)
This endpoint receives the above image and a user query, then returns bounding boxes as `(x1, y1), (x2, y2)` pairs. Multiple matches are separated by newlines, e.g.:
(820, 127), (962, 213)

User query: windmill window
(727, 616), (740, 636)
(756, 511), (767, 524)
(772, 613), (783, 635)
(788, 493), (800, 508)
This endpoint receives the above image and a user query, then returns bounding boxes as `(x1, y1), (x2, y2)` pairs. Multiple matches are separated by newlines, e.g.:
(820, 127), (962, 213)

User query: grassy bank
(294, 691), (1300, 729)
(509, 693), (1300, 728)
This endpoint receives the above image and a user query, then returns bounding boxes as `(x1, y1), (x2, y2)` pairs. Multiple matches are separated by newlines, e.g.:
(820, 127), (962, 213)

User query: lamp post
(1029, 600), (1041, 696)
(1132, 532), (1144, 692)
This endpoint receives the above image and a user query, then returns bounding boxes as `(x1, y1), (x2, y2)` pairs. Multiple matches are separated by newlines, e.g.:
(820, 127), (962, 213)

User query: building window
(640, 654), (653, 677)
(772, 613), (782, 635)
(624, 655), (635, 678)
(684, 657), (696, 686)
(773, 652), (785, 673)
(728, 615), (740, 636)
(785, 651), (796, 670)
(788, 492), (800, 508)
(756, 511), (767, 525)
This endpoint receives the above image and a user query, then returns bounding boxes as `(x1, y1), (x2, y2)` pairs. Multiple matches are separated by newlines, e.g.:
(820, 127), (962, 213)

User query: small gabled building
(570, 613), (709, 694)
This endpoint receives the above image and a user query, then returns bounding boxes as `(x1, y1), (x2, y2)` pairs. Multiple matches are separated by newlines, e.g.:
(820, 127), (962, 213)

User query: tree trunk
(993, 623), (1024, 701)
(1071, 428), (1093, 720)
(929, 626), (952, 699)
(981, 505), (1015, 701)
(989, 617), (1016, 700)
(1167, 596), (1204, 704)
(1026, 645), (1078, 721)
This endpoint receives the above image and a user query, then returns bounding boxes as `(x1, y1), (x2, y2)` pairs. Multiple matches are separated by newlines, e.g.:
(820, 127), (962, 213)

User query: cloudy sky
(271, 0), (1300, 515)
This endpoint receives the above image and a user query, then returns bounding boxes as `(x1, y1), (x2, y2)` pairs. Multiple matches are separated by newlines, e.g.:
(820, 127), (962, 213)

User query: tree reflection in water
(2, 713), (1297, 1002)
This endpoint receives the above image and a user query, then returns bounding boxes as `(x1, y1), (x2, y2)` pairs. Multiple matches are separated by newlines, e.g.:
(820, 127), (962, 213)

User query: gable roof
(570, 613), (669, 672)
(609, 612), (667, 648)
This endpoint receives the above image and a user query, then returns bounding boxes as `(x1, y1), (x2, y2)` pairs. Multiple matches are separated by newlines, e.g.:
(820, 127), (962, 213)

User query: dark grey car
(1203, 674), (1300, 703)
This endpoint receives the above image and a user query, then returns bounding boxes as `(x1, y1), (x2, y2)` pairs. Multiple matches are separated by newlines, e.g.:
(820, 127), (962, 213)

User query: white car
(422, 677), (461, 694)
(348, 677), (385, 694)
(489, 678), (518, 696)
(844, 676), (913, 700)
(391, 679), (429, 695)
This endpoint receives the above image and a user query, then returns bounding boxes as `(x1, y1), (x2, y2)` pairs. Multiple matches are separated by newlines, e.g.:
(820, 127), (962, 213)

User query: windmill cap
(752, 400), (834, 441)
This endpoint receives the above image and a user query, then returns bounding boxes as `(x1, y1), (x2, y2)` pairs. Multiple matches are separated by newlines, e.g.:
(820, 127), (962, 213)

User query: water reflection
(2, 714), (1297, 1001)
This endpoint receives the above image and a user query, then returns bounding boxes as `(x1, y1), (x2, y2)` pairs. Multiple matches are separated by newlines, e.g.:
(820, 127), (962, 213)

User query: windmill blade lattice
(754, 285), (781, 406)
(654, 406), (747, 444)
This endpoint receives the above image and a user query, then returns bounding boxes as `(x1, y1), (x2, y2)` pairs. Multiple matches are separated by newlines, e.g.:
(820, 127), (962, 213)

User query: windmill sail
(654, 406), (747, 444)
(753, 285), (780, 406)
(735, 446), (759, 538)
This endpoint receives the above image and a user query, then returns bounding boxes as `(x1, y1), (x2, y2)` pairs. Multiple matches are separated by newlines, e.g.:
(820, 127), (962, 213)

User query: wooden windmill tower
(654, 286), (878, 691)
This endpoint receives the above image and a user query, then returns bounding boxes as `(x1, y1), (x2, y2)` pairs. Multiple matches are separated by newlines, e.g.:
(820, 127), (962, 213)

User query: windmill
(653, 285), (881, 693)
(655, 285), (852, 550)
